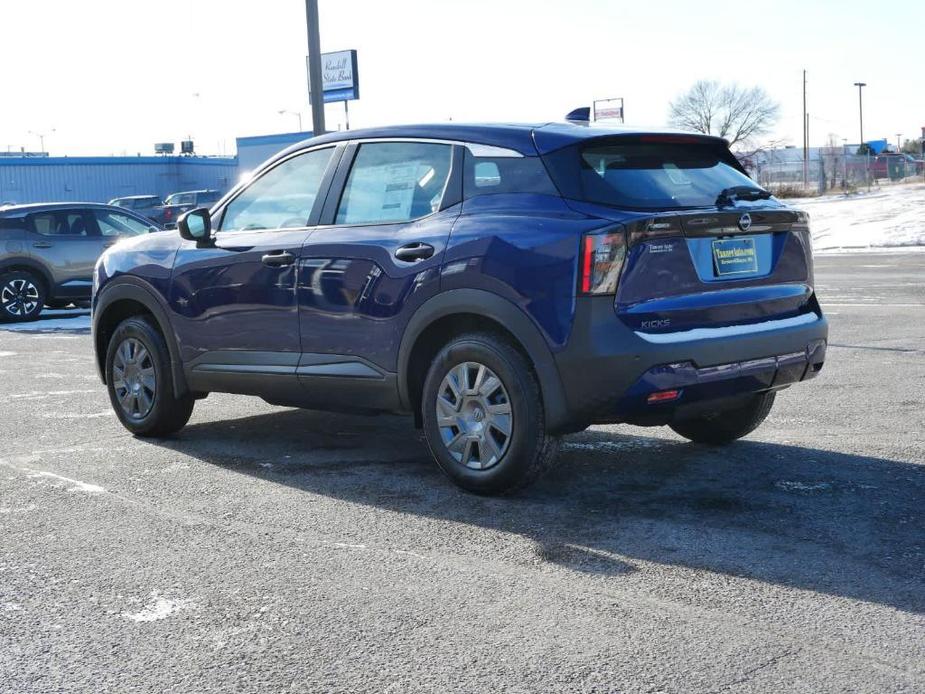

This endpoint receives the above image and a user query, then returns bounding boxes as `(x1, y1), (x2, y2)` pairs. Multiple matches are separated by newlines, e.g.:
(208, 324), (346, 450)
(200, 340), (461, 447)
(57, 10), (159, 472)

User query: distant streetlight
(28, 128), (55, 154)
(853, 82), (866, 147)
(278, 109), (303, 131)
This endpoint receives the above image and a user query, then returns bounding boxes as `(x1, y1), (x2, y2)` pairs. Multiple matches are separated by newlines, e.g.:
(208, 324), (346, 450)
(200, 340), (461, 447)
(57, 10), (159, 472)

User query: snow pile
(0, 309), (90, 333)
(791, 183), (925, 253)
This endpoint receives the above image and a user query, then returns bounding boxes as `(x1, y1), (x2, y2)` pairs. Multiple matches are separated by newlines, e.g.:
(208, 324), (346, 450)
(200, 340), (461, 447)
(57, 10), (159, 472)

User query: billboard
(308, 49), (359, 103)
(593, 97), (624, 123)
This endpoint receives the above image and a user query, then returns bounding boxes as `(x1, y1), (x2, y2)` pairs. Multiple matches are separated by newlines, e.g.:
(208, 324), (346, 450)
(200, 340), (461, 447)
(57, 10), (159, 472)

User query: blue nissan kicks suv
(92, 123), (828, 494)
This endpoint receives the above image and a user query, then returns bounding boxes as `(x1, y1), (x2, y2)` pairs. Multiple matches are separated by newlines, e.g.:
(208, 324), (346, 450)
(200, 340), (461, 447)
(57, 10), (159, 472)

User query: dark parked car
(109, 195), (164, 220)
(1, 202), (159, 321)
(155, 189), (221, 228)
(92, 123), (828, 494)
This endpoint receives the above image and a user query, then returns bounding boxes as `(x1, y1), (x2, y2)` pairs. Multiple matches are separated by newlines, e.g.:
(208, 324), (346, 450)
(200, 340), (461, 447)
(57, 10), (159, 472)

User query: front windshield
(579, 142), (759, 210)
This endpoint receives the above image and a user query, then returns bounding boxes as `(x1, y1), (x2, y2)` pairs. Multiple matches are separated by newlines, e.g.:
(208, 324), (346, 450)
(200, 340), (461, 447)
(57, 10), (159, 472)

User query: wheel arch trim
(397, 288), (570, 432)
(0, 257), (55, 295)
(93, 279), (188, 396)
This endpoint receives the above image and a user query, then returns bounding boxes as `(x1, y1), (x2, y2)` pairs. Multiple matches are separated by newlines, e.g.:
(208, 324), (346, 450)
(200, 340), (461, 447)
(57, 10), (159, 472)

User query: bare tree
(668, 81), (780, 148)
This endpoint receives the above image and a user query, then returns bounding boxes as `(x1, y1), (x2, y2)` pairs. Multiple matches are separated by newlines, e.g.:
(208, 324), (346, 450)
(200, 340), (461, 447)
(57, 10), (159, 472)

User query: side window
(198, 191), (220, 205)
(30, 212), (94, 237)
(221, 147), (334, 231)
(336, 142), (452, 225)
(95, 210), (152, 237)
(463, 151), (558, 198)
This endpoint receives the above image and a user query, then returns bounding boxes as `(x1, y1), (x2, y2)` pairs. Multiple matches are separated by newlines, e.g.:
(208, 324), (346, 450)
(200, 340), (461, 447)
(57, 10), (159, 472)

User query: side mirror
(178, 208), (213, 246)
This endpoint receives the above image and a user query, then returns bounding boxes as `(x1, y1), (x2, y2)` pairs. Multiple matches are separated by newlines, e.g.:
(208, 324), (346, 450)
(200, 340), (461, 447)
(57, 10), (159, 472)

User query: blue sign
(308, 49), (359, 104)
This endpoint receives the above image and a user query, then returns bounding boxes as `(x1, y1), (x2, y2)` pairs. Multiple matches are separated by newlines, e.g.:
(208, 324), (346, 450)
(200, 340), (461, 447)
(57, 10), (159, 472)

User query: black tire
(421, 332), (559, 495)
(669, 391), (776, 444)
(105, 315), (194, 437)
(0, 270), (45, 322)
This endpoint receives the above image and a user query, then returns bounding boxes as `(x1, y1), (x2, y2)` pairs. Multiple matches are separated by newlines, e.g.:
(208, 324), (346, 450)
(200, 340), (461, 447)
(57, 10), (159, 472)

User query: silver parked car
(0, 202), (160, 322)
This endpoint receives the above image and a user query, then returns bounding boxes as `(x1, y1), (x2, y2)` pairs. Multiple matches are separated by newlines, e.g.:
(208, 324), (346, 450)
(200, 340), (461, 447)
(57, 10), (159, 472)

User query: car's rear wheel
(421, 332), (559, 495)
(669, 391), (776, 444)
(105, 315), (194, 436)
(0, 271), (45, 322)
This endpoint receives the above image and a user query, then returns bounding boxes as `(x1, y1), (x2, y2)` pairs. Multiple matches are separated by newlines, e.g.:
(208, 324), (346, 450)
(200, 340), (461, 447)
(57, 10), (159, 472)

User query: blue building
(0, 155), (238, 205)
(235, 131), (314, 174)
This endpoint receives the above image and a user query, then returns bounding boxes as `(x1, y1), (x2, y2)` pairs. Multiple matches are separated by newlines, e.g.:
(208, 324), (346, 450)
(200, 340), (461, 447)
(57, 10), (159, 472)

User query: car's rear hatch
(539, 131), (817, 335)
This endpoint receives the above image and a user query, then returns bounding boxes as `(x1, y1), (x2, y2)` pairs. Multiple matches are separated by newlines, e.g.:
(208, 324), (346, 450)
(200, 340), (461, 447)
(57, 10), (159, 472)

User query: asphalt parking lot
(1, 253), (923, 693)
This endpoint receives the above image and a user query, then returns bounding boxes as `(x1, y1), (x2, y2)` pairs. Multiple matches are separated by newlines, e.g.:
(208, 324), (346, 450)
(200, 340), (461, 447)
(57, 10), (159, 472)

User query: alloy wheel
(112, 337), (157, 420)
(436, 361), (513, 470)
(1, 278), (40, 317)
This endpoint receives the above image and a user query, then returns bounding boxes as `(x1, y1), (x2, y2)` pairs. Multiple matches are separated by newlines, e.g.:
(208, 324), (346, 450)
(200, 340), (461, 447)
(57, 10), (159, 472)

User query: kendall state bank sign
(308, 49), (360, 103)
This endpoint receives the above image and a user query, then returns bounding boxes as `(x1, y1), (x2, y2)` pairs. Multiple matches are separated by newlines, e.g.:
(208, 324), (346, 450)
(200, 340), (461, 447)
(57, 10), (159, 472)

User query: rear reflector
(647, 389), (681, 404)
(579, 226), (626, 296)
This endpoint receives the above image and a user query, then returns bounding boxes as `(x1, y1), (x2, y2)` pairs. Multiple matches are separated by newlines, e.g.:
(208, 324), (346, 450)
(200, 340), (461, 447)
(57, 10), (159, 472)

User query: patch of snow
(790, 184), (925, 252)
(122, 591), (192, 623)
(0, 311), (90, 333)
(2, 602), (22, 612)
(635, 312), (818, 344)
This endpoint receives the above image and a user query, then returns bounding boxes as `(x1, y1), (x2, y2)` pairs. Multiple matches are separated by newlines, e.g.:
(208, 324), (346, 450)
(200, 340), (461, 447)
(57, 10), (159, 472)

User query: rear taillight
(164, 208), (173, 219)
(579, 226), (626, 295)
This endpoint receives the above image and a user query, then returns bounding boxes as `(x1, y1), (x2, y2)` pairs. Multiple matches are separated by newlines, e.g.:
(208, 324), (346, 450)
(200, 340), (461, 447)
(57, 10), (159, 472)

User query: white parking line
(822, 303), (925, 308)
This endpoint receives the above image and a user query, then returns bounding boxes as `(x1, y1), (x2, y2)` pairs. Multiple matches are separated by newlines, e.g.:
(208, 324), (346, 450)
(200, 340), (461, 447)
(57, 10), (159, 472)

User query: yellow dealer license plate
(712, 237), (758, 276)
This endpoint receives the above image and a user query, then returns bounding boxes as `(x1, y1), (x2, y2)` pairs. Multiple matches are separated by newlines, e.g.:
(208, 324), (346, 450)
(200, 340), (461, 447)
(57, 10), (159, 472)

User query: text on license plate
(712, 237), (758, 276)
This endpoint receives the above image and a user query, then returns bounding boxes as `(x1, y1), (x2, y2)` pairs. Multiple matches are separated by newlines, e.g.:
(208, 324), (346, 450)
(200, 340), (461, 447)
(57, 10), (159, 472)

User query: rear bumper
(552, 296), (828, 431)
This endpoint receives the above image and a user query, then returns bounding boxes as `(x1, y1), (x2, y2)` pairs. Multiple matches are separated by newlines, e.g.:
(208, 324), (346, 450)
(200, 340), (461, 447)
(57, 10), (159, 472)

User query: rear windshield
(575, 142), (755, 210)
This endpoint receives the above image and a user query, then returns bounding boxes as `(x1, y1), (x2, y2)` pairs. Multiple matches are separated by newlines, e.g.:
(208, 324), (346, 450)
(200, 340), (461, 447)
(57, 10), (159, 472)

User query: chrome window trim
(334, 137), (524, 159)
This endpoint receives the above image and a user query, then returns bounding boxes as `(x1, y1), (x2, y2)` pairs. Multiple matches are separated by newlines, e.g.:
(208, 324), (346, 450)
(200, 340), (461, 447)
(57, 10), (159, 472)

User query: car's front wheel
(105, 316), (194, 436)
(421, 332), (559, 495)
(669, 391), (776, 444)
(0, 271), (45, 322)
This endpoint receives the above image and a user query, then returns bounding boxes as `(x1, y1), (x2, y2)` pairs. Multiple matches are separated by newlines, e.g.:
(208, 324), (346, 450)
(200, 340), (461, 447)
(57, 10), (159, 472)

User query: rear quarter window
(463, 152), (557, 199)
(0, 217), (26, 234)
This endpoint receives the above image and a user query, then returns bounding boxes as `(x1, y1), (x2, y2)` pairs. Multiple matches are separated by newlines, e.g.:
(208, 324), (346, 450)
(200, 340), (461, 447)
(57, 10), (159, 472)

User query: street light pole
(853, 82), (866, 148)
(896, 133), (902, 152)
(305, 0), (325, 135)
(278, 110), (303, 131)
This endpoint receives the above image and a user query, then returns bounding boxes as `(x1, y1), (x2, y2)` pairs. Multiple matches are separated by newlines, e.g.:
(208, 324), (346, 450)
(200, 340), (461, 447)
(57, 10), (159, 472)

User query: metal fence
(744, 152), (925, 194)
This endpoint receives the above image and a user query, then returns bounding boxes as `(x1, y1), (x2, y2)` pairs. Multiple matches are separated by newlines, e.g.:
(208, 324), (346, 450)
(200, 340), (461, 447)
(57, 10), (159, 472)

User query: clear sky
(2, 0), (923, 156)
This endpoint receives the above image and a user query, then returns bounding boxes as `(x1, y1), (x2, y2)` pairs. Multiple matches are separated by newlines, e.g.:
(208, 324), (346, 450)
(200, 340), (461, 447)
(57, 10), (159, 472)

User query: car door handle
(261, 251), (296, 267)
(32, 241), (53, 249)
(395, 242), (435, 262)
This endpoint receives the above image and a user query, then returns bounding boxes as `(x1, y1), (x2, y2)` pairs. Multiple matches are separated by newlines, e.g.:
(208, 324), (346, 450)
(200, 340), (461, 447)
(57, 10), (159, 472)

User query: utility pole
(305, 0), (325, 135)
(28, 129), (55, 154)
(853, 82), (866, 147)
(896, 133), (902, 152)
(802, 70), (808, 188)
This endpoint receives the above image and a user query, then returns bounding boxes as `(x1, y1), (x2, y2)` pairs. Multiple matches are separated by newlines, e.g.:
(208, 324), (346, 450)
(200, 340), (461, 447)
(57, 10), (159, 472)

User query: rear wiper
(714, 185), (772, 207)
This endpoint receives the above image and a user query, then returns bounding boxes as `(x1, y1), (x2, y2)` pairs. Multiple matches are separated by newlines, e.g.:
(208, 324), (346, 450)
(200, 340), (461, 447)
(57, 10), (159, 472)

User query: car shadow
(154, 407), (925, 614)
